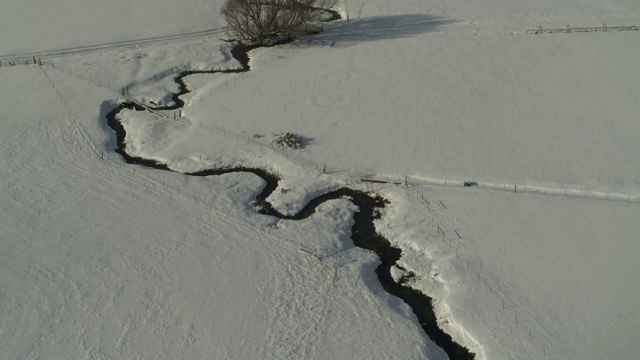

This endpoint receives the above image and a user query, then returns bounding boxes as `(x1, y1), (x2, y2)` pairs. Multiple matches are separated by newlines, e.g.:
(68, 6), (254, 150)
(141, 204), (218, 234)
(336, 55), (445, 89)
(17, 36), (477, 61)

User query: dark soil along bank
(104, 19), (474, 360)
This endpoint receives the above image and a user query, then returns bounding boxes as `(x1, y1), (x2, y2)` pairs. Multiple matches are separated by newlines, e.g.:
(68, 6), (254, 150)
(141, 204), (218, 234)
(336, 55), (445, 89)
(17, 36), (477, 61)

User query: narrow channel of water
(104, 16), (474, 360)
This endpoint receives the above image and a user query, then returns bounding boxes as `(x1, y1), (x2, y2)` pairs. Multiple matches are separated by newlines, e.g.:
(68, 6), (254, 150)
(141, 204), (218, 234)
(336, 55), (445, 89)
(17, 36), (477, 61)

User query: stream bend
(104, 20), (475, 360)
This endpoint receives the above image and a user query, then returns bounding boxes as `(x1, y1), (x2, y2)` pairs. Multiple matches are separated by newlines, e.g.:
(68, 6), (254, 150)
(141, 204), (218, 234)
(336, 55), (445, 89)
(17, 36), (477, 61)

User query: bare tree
(221, 0), (337, 43)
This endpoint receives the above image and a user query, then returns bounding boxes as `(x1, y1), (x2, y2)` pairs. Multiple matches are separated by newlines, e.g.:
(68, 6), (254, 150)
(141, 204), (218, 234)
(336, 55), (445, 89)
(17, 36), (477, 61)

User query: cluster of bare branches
(221, 0), (337, 43)
(273, 131), (302, 149)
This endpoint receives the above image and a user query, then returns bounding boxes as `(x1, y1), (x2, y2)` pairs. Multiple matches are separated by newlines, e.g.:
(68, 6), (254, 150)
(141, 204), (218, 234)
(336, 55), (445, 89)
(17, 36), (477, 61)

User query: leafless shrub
(221, 0), (337, 44)
(273, 132), (302, 149)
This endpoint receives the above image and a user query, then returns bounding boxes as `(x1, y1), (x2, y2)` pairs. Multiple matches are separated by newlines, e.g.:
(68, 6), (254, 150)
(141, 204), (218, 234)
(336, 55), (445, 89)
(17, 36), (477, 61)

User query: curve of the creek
(104, 18), (475, 360)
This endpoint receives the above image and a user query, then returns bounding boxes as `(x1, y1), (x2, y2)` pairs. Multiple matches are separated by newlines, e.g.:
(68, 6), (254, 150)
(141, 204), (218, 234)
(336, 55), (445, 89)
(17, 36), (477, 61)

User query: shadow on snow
(306, 14), (455, 46)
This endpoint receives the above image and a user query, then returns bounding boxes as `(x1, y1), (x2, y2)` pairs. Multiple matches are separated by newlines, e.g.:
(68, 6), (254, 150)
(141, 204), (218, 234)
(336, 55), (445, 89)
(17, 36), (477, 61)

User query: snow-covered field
(2, 0), (639, 359)
(0, 0), (225, 56)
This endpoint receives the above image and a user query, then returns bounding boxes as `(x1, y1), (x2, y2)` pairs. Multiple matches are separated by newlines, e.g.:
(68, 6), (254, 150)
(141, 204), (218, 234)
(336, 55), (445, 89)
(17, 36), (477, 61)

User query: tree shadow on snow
(303, 14), (455, 47)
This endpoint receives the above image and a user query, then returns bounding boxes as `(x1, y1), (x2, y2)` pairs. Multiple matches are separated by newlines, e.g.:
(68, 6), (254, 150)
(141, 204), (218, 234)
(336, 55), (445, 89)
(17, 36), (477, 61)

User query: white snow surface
(0, 0), (227, 56)
(2, 0), (640, 359)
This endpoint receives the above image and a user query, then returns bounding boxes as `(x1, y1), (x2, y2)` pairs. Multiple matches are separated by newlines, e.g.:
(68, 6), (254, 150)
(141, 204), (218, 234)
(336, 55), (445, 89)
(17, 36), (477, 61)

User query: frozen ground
(2, 0), (640, 359)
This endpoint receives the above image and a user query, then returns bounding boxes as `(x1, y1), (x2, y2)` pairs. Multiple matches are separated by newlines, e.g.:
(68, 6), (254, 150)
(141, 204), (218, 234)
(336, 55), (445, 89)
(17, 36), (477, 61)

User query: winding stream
(104, 18), (475, 360)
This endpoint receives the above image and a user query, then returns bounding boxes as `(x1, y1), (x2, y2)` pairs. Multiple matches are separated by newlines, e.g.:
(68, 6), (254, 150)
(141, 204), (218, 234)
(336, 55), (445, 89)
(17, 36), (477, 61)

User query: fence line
(403, 175), (640, 204)
(0, 27), (227, 63)
(527, 24), (639, 34)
